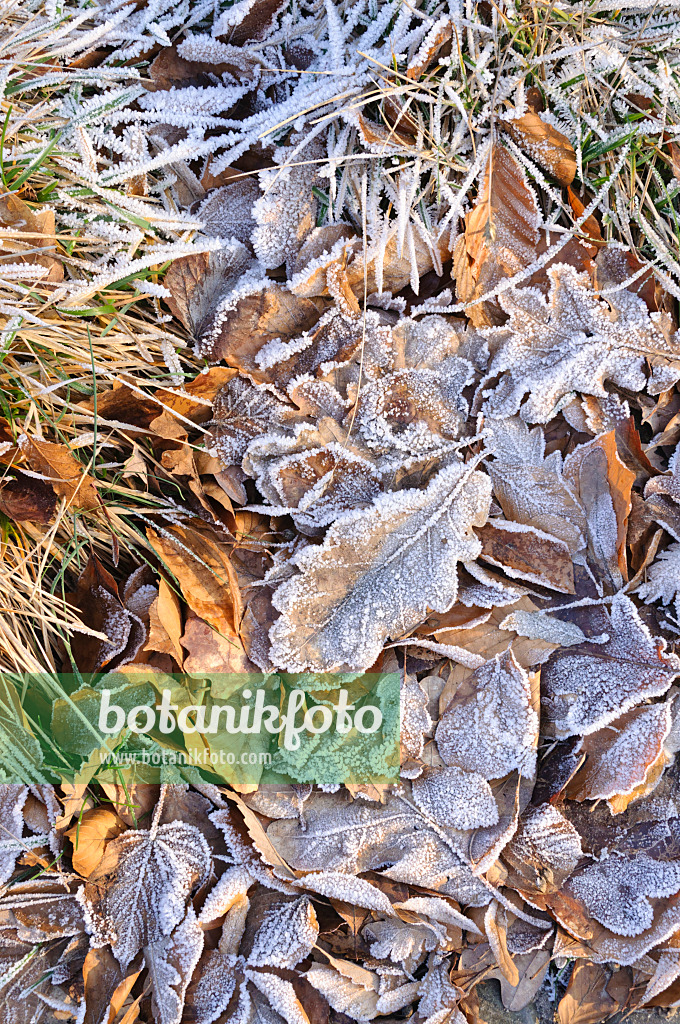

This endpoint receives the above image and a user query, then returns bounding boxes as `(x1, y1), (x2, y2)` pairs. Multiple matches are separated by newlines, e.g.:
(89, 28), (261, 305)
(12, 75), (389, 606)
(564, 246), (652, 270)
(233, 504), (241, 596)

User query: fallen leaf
(66, 807), (125, 877)
(503, 112), (576, 185)
(269, 460), (492, 672)
(453, 144), (541, 327)
(18, 435), (99, 510)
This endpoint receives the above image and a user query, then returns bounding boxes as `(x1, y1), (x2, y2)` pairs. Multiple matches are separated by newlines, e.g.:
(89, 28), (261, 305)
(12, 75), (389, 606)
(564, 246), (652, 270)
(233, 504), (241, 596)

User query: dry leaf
(66, 807), (125, 877)
(503, 113), (576, 185)
(453, 145), (540, 327)
(269, 460), (492, 672)
(18, 435), (99, 510)
(146, 523), (242, 637)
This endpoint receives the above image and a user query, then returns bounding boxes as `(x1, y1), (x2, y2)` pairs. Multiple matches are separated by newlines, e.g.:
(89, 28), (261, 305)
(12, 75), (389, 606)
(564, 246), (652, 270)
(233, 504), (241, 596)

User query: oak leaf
(542, 592), (679, 737)
(269, 459), (491, 672)
(479, 264), (680, 423)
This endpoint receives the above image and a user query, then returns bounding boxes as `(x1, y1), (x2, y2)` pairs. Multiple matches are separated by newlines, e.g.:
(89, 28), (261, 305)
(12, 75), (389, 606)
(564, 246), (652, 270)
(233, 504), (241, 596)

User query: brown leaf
(406, 18), (452, 78)
(503, 112), (576, 185)
(82, 946), (141, 1024)
(145, 577), (184, 665)
(431, 598), (561, 695)
(216, 0), (286, 43)
(484, 901), (519, 986)
(558, 962), (620, 1024)
(595, 246), (658, 313)
(477, 519), (575, 593)
(181, 610), (256, 674)
(155, 367), (238, 423)
(0, 193), (63, 283)
(18, 435), (99, 510)
(68, 555), (147, 673)
(0, 472), (57, 523)
(79, 383), (161, 429)
(150, 44), (256, 89)
(357, 112), (413, 149)
(564, 429), (635, 579)
(146, 523), (242, 637)
(566, 701), (673, 810)
(453, 144), (540, 327)
(66, 807), (126, 877)
(542, 592), (679, 737)
(567, 187), (605, 247)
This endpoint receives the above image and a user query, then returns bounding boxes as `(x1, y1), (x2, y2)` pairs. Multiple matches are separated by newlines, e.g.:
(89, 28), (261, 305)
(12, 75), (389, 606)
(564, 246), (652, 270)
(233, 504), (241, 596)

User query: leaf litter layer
(6, 0), (680, 1022)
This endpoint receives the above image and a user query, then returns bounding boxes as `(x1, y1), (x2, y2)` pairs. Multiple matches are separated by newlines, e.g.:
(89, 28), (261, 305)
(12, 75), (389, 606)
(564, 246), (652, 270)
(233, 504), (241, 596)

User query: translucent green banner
(0, 668), (401, 786)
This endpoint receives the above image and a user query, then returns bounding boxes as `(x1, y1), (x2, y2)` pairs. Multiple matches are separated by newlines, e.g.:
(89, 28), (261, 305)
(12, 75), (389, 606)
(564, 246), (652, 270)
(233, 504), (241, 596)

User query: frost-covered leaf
(211, 375), (304, 466)
(184, 950), (239, 1024)
(253, 305), (390, 394)
(247, 896), (318, 967)
(479, 264), (680, 423)
(413, 766), (499, 830)
(196, 179), (259, 246)
(145, 905), (204, 1024)
(190, 269), (322, 369)
(246, 437), (382, 534)
(499, 610), (598, 648)
(395, 896), (482, 933)
(266, 790), (421, 874)
(503, 804), (582, 891)
(567, 701), (673, 808)
(436, 651), (539, 781)
(364, 915), (440, 971)
(542, 592), (680, 737)
(80, 816), (212, 968)
(266, 789), (487, 905)
(478, 519), (575, 593)
(400, 673), (432, 761)
(354, 359), (475, 455)
(562, 430), (634, 588)
(484, 417), (586, 552)
(417, 958), (465, 1020)
(246, 968), (311, 1024)
(294, 871), (394, 916)
(252, 155), (320, 271)
(566, 854), (680, 937)
(306, 962), (379, 1020)
(0, 785), (28, 885)
(164, 241), (254, 337)
(198, 864), (254, 925)
(269, 459), (491, 671)
(502, 112), (576, 185)
(638, 543), (680, 611)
